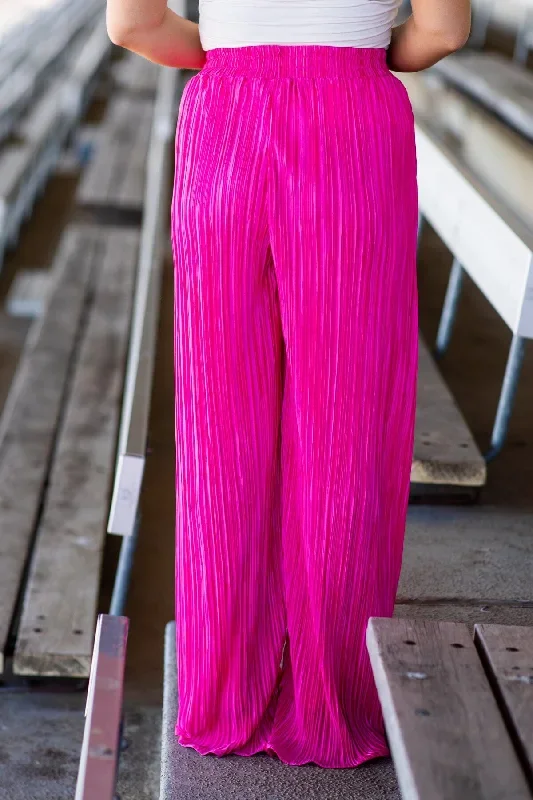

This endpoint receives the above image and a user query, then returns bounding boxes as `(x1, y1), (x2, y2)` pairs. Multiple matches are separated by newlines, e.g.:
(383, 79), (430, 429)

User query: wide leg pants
(171, 44), (419, 769)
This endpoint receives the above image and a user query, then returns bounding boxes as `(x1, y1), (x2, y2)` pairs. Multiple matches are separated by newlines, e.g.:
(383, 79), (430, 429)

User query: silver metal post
(109, 515), (140, 617)
(469, 0), (494, 49)
(485, 335), (527, 462)
(435, 258), (463, 358)
(417, 212), (424, 249)
(513, 10), (533, 65)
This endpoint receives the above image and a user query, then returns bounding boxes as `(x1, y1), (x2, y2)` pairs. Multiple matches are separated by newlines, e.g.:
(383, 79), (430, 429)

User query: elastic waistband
(201, 45), (390, 79)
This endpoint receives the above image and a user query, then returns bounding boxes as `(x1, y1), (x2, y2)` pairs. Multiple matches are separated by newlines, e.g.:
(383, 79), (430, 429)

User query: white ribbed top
(198, 0), (402, 50)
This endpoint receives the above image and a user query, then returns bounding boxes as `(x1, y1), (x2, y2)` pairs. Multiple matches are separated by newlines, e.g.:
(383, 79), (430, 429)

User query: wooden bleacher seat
(111, 52), (161, 97)
(77, 95), (155, 217)
(0, 18), (112, 270)
(0, 224), (139, 677)
(432, 52), (533, 142)
(367, 618), (533, 800)
(413, 337), (486, 489)
(62, 18), (113, 123)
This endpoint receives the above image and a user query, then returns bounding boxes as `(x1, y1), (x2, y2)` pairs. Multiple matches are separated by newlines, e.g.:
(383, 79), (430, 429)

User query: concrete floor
(1, 98), (533, 800)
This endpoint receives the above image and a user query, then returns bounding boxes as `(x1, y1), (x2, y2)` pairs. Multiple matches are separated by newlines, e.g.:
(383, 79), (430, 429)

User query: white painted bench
(432, 52), (533, 142)
(415, 119), (533, 460)
(0, 15), (112, 271)
(367, 618), (533, 800)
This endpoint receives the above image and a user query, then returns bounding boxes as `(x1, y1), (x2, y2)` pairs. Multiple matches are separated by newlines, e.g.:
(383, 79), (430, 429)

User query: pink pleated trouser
(171, 45), (419, 769)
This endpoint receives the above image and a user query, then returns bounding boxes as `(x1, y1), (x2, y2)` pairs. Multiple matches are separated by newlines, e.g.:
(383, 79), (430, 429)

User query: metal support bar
(513, 10), (533, 65)
(435, 258), (464, 359)
(485, 335), (527, 462)
(107, 62), (180, 536)
(75, 615), (129, 800)
(469, 0), (494, 49)
(109, 515), (140, 618)
(417, 212), (424, 249)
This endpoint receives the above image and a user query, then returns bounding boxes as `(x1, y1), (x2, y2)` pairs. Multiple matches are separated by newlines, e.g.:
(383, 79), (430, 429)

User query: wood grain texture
(413, 336), (486, 487)
(0, 227), (100, 673)
(13, 227), (139, 677)
(475, 624), (533, 780)
(77, 95), (153, 212)
(366, 617), (531, 800)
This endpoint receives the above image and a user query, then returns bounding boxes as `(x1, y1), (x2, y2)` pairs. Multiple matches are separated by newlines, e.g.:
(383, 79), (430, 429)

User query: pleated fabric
(171, 45), (419, 769)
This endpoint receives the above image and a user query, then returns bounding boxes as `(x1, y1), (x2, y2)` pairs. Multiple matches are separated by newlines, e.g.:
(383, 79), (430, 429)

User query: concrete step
(160, 621), (399, 800)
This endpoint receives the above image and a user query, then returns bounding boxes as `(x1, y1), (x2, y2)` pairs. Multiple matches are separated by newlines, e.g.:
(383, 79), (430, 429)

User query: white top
(198, 0), (402, 51)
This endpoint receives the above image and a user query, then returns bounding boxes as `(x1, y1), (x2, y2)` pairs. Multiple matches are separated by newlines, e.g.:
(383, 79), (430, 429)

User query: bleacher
(0, 0), (533, 797)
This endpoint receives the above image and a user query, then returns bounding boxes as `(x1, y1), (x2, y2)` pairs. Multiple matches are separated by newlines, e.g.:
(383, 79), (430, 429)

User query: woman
(107, 0), (470, 769)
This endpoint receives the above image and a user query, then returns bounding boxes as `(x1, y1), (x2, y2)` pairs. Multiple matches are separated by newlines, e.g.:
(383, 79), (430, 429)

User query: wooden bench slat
(13, 227), (139, 677)
(0, 226), (100, 673)
(366, 617), (531, 800)
(77, 96), (154, 213)
(413, 336), (486, 487)
(475, 624), (533, 777)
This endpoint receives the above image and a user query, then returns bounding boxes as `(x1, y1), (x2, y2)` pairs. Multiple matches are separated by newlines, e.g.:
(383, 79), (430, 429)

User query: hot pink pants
(171, 45), (418, 769)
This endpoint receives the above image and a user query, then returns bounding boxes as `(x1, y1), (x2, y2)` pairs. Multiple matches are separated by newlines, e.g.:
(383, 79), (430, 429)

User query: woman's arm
(387, 0), (471, 72)
(106, 0), (206, 70)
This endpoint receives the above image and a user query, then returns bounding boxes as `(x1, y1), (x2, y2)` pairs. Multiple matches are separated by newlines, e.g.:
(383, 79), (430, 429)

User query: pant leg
(171, 71), (287, 756)
(266, 70), (419, 768)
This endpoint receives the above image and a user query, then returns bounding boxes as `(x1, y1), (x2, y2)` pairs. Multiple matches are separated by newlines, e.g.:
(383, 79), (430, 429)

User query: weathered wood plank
(13, 227), (139, 677)
(0, 227), (101, 673)
(413, 336), (486, 487)
(75, 614), (129, 800)
(366, 617), (531, 800)
(77, 95), (153, 213)
(475, 624), (533, 778)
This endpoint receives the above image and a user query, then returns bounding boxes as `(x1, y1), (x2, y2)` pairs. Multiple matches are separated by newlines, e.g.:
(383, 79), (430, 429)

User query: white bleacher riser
(416, 125), (533, 339)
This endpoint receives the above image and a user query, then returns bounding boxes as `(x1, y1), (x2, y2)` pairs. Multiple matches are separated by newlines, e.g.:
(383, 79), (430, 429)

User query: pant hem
(174, 726), (390, 769)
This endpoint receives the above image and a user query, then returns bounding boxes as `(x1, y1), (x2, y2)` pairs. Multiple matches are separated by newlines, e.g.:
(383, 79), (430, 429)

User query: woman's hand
(387, 0), (471, 72)
(106, 0), (206, 69)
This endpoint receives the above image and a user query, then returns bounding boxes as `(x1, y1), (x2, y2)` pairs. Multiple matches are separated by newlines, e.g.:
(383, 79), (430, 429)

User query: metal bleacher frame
(416, 119), (533, 462)
(414, 1), (533, 461)
(0, 0), (112, 270)
(75, 0), (185, 794)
